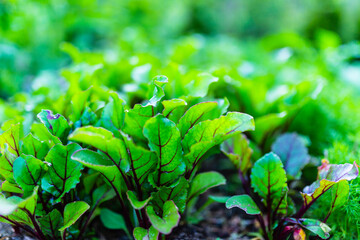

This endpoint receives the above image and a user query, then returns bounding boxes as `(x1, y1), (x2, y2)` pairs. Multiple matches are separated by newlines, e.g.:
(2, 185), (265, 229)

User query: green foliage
(226, 151), (358, 240)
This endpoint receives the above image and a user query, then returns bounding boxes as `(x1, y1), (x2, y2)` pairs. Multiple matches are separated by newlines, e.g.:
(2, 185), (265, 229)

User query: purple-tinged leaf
(37, 110), (70, 143)
(300, 161), (358, 214)
(288, 218), (331, 239)
(271, 133), (310, 178)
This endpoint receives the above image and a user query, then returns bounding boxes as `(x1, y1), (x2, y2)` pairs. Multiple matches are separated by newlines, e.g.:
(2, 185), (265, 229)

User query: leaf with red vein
(143, 115), (185, 187)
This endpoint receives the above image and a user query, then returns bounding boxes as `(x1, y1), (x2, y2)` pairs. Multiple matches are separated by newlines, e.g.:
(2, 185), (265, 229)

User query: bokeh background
(1, 0), (360, 97)
(1, 1), (360, 238)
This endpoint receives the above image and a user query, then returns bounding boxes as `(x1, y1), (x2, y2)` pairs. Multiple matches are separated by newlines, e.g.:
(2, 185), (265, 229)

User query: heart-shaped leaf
(146, 200), (180, 234)
(251, 152), (288, 209)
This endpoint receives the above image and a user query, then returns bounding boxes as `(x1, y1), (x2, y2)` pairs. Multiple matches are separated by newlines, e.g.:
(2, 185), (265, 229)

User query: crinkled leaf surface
(121, 132), (157, 184)
(42, 143), (82, 199)
(146, 200), (180, 234)
(13, 154), (47, 195)
(143, 115), (185, 187)
(152, 177), (189, 213)
(59, 201), (90, 231)
(226, 195), (261, 215)
(72, 149), (123, 193)
(21, 133), (49, 160)
(221, 134), (253, 173)
(177, 101), (219, 138)
(38, 209), (63, 239)
(37, 110), (70, 143)
(251, 152), (288, 207)
(183, 112), (254, 172)
(271, 133), (310, 178)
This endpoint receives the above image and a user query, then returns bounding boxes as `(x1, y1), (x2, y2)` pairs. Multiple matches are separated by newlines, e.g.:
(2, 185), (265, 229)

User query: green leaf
(330, 180), (349, 212)
(271, 133), (310, 178)
(6, 187), (38, 227)
(183, 112), (254, 175)
(301, 162), (358, 207)
(30, 123), (61, 146)
(123, 104), (155, 141)
(288, 218), (331, 239)
(251, 153), (288, 208)
(152, 177), (189, 213)
(0, 144), (17, 183)
(177, 101), (219, 138)
(143, 115), (185, 187)
(38, 209), (63, 239)
(71, 149), (123, 193)
(147, 75), (168, 107)
(21, 133), (50, 160)
(42, 143), (83, 200)
(133, 226), (159, 240)
(221, 134), (253, 173)
(226, 195), (261, 215)
(146, 200), (180, 234)
(37, 110), (70, 143)
(99, 92), (125, 132)
(13, 154), (48, 195)
(123, 76), (168, 140)
(162, 98), (187, 118)
(0, 123), (21, 156)
(100, 208), (129, 235)
(70, 87), (92, 122)
(59, 201), (90, 231)
(127, 191), (152, 210)
(69, 126), (128, 170)
(188, 172), (226, 205)
(121, 132), (157, 184)
(1, 180), (23, 194)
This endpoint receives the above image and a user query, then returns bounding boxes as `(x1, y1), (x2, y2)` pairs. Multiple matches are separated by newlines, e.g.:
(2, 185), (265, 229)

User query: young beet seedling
(223, 133), (358, 240)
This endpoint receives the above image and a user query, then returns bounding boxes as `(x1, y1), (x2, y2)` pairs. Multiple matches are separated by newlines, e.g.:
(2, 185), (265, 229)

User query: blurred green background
(1, 0), (360, 98)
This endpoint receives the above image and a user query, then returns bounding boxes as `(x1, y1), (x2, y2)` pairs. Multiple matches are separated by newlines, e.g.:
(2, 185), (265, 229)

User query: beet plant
(223, 133), (359, 240)
(69, 76), (254, 239)
(0, 76), (255, 239)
